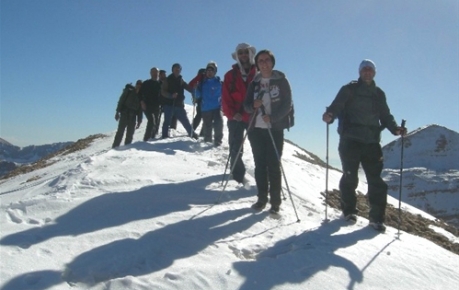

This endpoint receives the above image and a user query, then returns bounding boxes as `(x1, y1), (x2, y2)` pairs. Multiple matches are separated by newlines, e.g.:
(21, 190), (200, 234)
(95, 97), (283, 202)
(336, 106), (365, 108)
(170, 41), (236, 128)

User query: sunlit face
(237, 49), (250, 64)
(206, 67), (215, 78)
(173, 66), (182, 76)
(257, 53), (273, 75)
(150, 68), (159, 80)
(359, 66), (376, 83)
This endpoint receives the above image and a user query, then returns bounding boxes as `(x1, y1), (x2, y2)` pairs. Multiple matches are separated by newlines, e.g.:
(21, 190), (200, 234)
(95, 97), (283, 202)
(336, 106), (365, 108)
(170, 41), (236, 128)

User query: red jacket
(222, 64), (257, 123)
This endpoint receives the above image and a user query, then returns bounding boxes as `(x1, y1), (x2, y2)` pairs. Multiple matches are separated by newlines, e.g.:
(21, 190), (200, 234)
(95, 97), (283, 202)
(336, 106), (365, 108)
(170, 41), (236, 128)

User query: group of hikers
(112, 42), (407, 231)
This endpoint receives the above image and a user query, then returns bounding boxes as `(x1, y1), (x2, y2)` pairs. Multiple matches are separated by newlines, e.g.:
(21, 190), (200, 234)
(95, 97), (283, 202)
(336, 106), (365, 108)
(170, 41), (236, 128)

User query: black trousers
(201, 109), (223, 144)
(113, 111), (137, 148)
(227, 120), (247, 183)
(143, 106), (161, 141)
(248, 128), (284, 206)
(338, 139), (388, 222)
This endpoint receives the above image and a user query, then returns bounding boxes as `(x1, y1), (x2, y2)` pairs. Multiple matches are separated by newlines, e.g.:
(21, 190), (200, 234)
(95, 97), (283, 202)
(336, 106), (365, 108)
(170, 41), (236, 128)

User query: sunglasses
(237, 49), (249, 56)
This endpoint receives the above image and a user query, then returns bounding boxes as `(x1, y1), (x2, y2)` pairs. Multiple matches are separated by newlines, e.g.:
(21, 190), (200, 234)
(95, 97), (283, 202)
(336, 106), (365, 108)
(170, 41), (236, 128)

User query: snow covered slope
(1, 110), (458, 290)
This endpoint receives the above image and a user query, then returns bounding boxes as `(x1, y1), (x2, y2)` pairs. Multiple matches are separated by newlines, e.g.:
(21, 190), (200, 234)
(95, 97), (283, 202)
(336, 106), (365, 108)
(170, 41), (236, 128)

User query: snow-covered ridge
(1, 109), (458, 290)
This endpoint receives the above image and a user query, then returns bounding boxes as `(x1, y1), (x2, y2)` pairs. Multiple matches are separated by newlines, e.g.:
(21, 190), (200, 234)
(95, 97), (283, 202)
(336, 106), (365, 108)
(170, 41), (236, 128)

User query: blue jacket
(196, 77), (222, 112)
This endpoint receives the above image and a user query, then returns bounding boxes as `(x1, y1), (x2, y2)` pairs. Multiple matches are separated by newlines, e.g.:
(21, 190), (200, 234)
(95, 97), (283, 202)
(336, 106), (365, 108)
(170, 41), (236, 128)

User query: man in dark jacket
(112, 80), (143, 148)
(140, 67), (161, 141)
(322, 59), (406, 231)
(160, 63), (197, 139)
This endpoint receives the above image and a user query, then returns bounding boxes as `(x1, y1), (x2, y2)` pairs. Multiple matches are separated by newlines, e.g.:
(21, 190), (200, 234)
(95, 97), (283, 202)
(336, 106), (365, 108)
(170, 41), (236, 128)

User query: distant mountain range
(0, 138), (74, 177)
(382, 124), (459, 228)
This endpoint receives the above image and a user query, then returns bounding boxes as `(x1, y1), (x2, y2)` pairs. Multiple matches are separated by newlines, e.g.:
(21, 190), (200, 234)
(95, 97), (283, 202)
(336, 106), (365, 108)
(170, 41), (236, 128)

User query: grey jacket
(244, 70), (293, 131)
(326, 78), (398, 143)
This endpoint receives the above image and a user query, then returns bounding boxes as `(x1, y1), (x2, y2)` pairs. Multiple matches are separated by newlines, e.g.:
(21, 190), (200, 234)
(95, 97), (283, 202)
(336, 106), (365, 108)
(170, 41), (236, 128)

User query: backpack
(122, 84), (140, 112)
(288, 103), (295, 129)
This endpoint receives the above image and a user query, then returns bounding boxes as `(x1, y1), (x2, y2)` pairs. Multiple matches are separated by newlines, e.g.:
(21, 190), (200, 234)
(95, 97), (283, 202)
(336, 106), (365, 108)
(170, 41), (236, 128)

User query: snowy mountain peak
(382, 124), (459, 170)
(382, 124), (459, 228)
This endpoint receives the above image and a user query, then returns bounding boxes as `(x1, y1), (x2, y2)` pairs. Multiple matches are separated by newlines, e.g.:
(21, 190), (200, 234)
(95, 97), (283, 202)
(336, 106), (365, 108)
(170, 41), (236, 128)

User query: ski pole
(259, 103), (299, 221)
(266, 125), (300, 222)
(325, 119), (330, 222)
(221, 121), (243, 185)
(216, 111), (257, 204)
(397, 119), (406, 236)
(191, 87), (197, 137)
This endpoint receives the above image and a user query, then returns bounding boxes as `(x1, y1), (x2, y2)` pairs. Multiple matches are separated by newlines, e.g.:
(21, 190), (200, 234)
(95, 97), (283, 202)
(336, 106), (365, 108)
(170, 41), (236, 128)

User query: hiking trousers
(143, 106), (160, 141)
(227, 120), (247, 183)
(161, 105), (194, 138)
(202, 108), (223, 145)
(113, 111), (137, 148)
(248, 128), (284, 206)
(338, 138), (388, 222)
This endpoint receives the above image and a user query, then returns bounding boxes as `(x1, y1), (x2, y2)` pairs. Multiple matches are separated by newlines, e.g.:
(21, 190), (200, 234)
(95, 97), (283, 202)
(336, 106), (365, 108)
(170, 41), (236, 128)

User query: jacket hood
(253, 70), (285, 82)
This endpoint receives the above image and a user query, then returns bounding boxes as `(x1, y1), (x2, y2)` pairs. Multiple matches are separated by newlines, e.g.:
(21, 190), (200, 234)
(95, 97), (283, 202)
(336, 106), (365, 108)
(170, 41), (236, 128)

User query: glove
(115, 112), (120, 121)
(396, 126), (407, 136)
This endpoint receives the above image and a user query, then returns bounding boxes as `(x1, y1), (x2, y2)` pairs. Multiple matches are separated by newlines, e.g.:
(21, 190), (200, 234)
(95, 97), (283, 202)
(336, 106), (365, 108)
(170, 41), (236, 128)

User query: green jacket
(116, 85), (143, 122)
(326, 78), (398, 143)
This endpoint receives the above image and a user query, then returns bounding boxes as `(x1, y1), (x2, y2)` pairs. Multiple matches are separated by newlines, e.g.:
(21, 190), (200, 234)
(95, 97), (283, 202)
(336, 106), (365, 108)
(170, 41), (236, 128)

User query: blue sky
(1, 0), (458, 166)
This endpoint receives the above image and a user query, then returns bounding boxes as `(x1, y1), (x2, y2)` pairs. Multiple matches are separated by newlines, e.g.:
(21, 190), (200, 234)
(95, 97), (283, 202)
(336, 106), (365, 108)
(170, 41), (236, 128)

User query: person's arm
(323, 85), (350, 124)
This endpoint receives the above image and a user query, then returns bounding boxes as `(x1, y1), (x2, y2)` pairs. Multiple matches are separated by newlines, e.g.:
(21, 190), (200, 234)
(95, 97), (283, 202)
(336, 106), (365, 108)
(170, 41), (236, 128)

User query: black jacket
(139, 79), (161, 109)
(161, 74), (189, 107)
(326, 78), (398, 143)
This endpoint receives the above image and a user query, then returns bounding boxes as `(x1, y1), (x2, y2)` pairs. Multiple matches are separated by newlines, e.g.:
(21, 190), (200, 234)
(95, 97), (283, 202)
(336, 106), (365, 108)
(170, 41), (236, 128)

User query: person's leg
(338, 139), (362, 216)
(213, 109), (224, 146)
(151, 106), (161, 138)
(124, 112), (136, 145)
(175, 107), (195, 137)
(266, 129), (284, 207)
(161, 105), (173, 138)
(143, 110), (154, 141)
(227, 120), (247, 183)
(201, 111), (213, 142)
(192, 101), (202, 130)
(248, 128), (269, 204)
(112, 113), (128, 148)
(361, 143), (387, 223)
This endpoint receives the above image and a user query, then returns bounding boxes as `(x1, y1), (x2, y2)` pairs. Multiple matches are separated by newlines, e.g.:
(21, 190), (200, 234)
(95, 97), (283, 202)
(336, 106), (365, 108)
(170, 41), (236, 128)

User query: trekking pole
(216, 111), (258, 204)
(266, 125), (300, 222)
(325, 120), (330, 222)
(191, 87), (197, 137)
(220, 122), (241, 185)
(397, 119), (406, 237)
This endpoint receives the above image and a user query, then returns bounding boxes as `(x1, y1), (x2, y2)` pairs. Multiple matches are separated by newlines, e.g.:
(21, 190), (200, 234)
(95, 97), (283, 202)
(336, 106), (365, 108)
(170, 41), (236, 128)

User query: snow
(1, 106), (458, 290)
(382, 124), (459, 227)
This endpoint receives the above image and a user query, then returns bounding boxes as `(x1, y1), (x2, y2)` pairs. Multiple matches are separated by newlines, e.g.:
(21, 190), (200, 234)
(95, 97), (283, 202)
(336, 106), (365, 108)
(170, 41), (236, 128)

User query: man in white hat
(222, 43), (257, 184)
(322, 59), (407, 232)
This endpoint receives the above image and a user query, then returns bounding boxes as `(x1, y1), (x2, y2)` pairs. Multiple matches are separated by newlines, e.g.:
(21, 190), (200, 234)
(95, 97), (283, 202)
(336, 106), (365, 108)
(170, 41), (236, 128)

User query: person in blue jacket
(195, 61), (223, 146)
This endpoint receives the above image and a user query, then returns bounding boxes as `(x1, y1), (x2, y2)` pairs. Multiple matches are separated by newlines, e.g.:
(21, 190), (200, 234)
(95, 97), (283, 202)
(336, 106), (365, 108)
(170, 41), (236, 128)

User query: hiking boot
(251, 201), (266, 211)
(344, 214), (357, 223)
(269, 205), (280, 214)
(369, 221), (386, 232)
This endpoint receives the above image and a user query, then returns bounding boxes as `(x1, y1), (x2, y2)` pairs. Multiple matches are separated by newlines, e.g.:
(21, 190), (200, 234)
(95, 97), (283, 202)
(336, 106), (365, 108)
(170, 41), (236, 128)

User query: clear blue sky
(1, 0), (458, 166)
